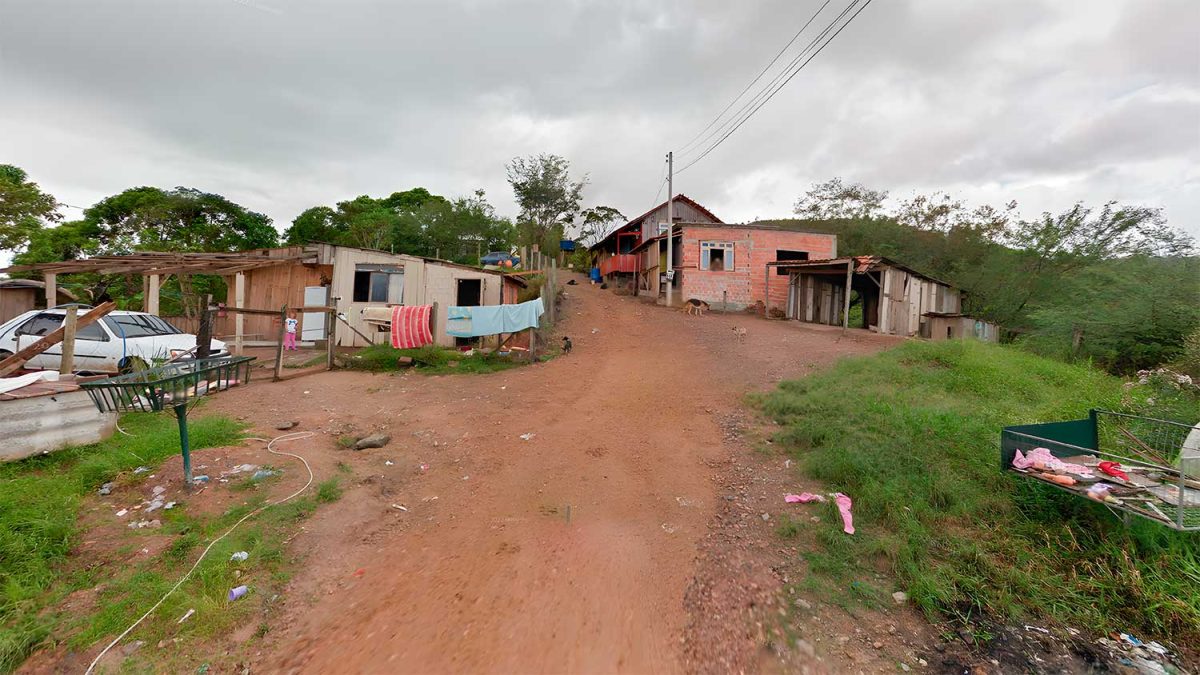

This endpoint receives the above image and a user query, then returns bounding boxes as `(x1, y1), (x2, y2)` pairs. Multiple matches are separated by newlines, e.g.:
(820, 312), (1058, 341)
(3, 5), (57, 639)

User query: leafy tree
(0, 164), (60, 251)
(416, 190), (516, 263)
(284, 206), (341, 245)
(793, 177), (887, 220)
(506, 154), (585, 252)
(578, 205), (626, 248)
(381, 187), (447, 213)
(85, 186), (277, 252)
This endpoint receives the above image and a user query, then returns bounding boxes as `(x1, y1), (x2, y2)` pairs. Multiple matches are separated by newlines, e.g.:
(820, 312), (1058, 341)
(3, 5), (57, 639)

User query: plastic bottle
(228, 585), (249, 601)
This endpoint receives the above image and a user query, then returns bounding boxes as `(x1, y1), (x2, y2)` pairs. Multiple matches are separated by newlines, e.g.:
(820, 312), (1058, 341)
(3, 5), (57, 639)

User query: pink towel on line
(390, 305), (434, 349)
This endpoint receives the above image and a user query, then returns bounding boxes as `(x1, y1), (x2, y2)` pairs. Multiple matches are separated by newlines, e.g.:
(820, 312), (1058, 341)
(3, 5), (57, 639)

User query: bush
(343, 344), (519, 375)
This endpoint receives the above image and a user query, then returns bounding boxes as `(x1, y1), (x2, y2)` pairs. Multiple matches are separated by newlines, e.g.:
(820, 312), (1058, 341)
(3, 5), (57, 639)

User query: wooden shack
(767, 256), (963, 337)
(922, 312), (1000, 342)
(0, 279), (77, 323)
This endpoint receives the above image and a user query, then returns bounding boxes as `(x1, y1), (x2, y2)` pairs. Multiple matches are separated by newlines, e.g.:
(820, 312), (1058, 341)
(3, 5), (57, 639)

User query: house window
(700, 241), (734, 271)
(775, 249), (809, 275)
(352, 264), (404, 303)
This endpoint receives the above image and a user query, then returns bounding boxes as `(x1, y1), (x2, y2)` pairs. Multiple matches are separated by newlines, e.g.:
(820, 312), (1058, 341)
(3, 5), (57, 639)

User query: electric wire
(675, 0), (874, 175)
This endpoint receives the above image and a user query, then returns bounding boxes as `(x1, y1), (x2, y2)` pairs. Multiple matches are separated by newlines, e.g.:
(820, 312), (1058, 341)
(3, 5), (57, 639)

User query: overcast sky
(2, 0), (1198, 252)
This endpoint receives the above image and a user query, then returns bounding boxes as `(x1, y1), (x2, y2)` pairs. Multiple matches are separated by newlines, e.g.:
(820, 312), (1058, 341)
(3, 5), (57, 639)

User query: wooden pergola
(1, 249), (312, 354)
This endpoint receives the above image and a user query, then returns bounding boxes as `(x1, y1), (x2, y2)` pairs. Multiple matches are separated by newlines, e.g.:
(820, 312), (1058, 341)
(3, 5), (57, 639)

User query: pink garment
(785, 493), (826, 504)
(1011, 447), (1094, 477)
(390, 305), (434, 349)
(284, 332), (297, 350)
(834, 493), (855, 535)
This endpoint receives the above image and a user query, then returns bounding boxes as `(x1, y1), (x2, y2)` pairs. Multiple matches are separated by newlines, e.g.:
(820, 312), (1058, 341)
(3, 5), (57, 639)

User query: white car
(0, 307), (227, 374)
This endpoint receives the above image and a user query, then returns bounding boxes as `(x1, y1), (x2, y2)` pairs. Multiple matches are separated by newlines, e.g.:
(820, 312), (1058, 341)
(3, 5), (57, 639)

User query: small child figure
(561, 336), (572, 355)
(284, 312), (299, 351)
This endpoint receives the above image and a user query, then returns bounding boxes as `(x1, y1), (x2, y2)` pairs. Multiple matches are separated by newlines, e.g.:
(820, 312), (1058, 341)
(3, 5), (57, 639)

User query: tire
(117, 356), (149, 375)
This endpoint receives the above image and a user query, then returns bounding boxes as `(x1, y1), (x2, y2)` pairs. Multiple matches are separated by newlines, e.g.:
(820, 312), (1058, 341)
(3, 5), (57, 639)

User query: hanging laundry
(445, 298), (544, 338)
(390, 305), (434, 349)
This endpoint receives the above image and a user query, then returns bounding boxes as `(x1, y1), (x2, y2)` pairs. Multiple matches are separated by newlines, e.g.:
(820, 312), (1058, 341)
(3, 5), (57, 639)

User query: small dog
(731, 326), (747, 343)
(682, 298), (710, 316)
(561, 336), (572, 354)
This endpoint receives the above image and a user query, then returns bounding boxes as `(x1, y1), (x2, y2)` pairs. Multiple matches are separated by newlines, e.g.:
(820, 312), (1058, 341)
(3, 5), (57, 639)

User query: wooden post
(842, 260), (853, 331)
(59, 307), (77, 375)
(196, 294), (213, 359)
(274, 305), (288, 381)
(234, 271), (245, 356)
(325, 309), (336, 370)
(43, 272), (56, 309)
(764, 264), (771, 317)
(146, 273), (160, 316)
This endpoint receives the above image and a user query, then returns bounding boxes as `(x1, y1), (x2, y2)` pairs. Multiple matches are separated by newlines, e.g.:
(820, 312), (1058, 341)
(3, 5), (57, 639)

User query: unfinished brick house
(630, 222), (838, 311)
(589, 194), (722, 286)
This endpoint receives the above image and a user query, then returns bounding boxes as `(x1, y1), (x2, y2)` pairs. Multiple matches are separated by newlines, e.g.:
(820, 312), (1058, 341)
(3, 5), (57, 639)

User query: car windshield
(102, 314), (183, 338)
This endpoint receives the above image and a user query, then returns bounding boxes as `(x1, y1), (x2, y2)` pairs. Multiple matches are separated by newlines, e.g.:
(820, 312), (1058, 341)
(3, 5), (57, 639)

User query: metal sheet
(0, 389), (116, 461)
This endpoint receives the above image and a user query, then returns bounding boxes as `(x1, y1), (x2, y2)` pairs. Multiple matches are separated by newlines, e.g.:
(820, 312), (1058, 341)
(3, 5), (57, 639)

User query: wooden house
(590, 195), (722, 285)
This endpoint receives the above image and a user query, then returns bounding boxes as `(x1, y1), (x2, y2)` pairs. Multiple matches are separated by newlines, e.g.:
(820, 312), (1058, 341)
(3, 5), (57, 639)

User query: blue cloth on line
(445, 298), (544, 337)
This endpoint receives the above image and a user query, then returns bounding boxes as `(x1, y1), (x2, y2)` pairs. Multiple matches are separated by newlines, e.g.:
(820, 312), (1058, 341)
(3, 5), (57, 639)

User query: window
(775, 249), (809, 275)
(15, 314), (64, 337)
(352, 265), (404, 303)
(102, 314), (182, 338)
(700, 241), (734, 271)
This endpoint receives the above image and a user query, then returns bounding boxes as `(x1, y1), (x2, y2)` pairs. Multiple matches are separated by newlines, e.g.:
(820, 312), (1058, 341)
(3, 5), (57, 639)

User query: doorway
(455, 279), (483, 347)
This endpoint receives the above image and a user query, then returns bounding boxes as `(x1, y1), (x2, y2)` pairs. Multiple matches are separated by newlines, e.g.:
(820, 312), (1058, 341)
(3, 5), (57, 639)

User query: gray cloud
(1, 0), (1197, 252)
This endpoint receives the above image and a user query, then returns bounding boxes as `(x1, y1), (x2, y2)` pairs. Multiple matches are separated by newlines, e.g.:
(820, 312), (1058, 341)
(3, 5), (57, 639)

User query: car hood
(123, 334), (226, 358)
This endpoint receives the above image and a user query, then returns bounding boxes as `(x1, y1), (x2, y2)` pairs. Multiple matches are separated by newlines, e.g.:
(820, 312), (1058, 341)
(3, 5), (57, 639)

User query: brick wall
(678, 227), (836, 310)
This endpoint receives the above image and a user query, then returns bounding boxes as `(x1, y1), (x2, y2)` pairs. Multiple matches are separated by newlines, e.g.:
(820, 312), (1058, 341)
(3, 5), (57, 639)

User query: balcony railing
(600, 254), (638, 276)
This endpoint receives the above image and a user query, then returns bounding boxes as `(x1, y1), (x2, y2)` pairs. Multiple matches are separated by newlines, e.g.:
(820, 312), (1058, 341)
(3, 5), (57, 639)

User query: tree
(793, 177), (887, 220)
(578, 205), (626, 248)
(284, 206), (341, 245)
(0, 164), (60, 251)
(506, 154), (585, 252)
(84, 186), (277, 252)
(381, 187), (447, 213)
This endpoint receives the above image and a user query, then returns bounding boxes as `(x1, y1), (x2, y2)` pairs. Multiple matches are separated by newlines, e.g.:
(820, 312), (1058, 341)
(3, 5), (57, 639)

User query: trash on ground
(834, 492), (855, 535)
(133, 466), (150, 474)
(391, 504), (408, 511)
(192, 475), (210, 483)
(892, 591), (909, 604)
(227, 585), (249, 601)
(1024, 625), (1051, 634)
(519, 433), (535, 441)
(98, 483), (113, 496)
(1120, 633), (1145, 647)
(384, 460), (394, 466)
(152, 485), (166, 495)
(251, 469), (280, 481)
(784, 493), (826, 503)
(164, 501), (176, 510)
(115, 508), (128, 517)
(230, 551), (250, 562)
(176, 608), (195, 624)
(352, 568), (365, 578)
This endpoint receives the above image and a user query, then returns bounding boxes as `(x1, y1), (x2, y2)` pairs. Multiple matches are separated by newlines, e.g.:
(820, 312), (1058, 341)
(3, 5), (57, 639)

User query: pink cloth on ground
(1011, 447), (1094, 477)
(834, 493), (855, 535)
(784, 493), (826, 504)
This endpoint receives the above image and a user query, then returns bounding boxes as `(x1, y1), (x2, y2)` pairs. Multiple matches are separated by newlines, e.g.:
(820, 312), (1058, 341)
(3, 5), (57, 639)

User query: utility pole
(665, 151), (675, 307)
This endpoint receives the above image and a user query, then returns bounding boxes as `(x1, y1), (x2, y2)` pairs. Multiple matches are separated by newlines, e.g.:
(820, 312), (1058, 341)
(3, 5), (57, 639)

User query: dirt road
(207, 277), (899, 673)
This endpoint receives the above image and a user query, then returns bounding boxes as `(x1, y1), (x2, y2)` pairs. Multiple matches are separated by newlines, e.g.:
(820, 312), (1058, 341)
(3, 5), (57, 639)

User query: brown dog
(682, 298), (710, 316)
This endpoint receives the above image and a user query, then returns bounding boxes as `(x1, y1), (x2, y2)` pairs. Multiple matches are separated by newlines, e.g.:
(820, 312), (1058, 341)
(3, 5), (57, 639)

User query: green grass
(342, 344), (522, 375)
(756, 340), (1200, 649)
(315, 478), (342, 503)
(0, 412), (243, 672)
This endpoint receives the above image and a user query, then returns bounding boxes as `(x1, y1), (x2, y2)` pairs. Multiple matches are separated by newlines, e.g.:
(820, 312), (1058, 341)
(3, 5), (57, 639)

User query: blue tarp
(560, 240), (577, 252)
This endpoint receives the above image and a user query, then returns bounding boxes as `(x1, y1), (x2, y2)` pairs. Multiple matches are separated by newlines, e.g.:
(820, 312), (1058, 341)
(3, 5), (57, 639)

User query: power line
(676, 0), (874, 175)
(676, 0), (858, 163)
(676, 0), (832, 156)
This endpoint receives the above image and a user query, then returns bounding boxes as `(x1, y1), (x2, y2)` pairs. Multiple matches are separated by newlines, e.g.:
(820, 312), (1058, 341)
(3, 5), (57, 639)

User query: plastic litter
(391, 504), (408, 511)
(133, 466), (150, 474)
(98, 483), (113, 496)
(227, 585), (249, 601)
(384, 460), (394, 466)
(1146, 642), (1169, 656)
(1120, 633), (1145, 647)
(116, 509), (128, 517)
(176, 608), (195, 624)
(519, 433), (535, 441)
(251, 469), (279, 481)
(192, 475), (210, 483)
(230, 551), (249, 562)
(785, 493), (826, 503)
(152, 486), (166, 496)
(164, 502), (176, 510)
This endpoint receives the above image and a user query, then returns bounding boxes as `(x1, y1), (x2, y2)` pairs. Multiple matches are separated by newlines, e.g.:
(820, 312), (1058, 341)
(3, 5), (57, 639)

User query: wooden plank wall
(235, 263), (331, 341)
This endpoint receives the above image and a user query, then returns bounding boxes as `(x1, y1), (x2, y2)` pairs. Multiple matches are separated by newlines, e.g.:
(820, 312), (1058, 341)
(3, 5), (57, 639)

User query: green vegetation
(758, 340), (1200, 648)
(774, 178), (1198, 374)
(342, 344), (522, 375)
(315, 478), (343, 503)
(0, 413), (243, 671)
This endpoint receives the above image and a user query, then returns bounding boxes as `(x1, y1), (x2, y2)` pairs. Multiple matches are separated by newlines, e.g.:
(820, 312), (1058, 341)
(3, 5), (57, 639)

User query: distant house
(590, 194), (722, 284)
(768, 255), (996, 340)
(631, 221), (839, 310)
(0, 278), (77, 323)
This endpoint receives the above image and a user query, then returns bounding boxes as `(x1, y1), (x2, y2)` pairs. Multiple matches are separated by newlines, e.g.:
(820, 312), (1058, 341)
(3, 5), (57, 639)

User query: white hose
(84, 431), (316, 675)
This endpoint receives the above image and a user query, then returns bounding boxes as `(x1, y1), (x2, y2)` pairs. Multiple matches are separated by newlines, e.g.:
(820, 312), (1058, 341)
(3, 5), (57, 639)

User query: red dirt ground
(186, 276), (920, 674)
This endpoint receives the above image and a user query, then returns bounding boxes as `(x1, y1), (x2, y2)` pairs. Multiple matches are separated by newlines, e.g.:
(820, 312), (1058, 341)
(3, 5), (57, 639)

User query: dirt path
(203, 277), (900, 673)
